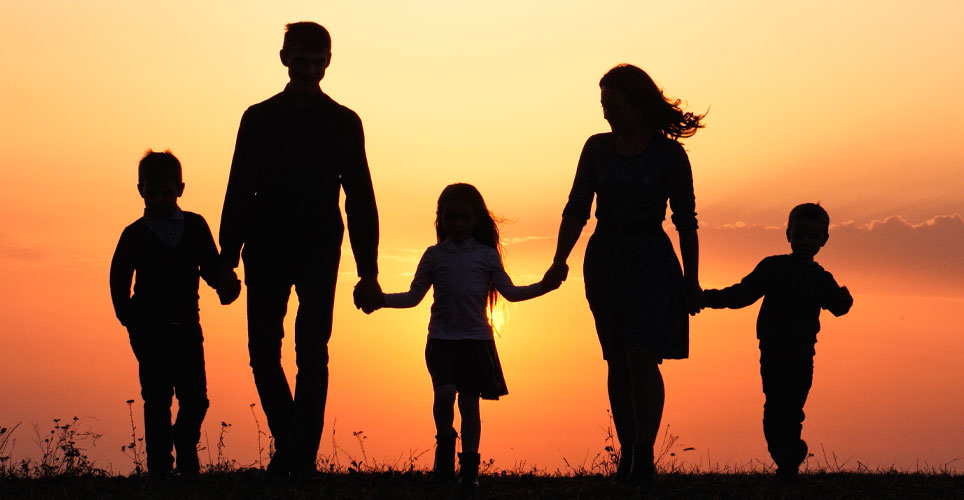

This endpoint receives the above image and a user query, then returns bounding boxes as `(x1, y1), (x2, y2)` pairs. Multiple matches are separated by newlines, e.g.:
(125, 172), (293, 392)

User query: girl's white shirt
(383, 238), (546, 340)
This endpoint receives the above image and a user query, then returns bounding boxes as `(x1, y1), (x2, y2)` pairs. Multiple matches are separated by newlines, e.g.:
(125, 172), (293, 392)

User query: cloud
(0, 232), (48, 262)
(701, 214), (964, 296)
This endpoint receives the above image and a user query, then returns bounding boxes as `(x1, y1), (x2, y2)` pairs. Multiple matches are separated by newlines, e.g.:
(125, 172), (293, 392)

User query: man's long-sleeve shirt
(220, 86), (379, 277)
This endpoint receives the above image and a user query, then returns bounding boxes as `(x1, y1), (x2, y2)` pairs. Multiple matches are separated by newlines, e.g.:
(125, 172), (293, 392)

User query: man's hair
(283, 22), (331, 53)
(788, 202), (830, 232)
(138, 150), (182, 184)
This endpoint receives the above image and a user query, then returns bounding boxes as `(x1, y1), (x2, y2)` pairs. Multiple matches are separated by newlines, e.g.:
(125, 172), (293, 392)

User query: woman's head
(599, 64), (704, 139)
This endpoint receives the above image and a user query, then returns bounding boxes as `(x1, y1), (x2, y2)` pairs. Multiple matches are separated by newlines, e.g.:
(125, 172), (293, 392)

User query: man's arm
(219, 110), (258, 270)
(340, 111), (379, 279)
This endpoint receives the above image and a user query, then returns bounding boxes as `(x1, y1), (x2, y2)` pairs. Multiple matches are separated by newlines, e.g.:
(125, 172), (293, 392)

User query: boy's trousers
(759, 341), (814, 469)
(129, 321), (209, 473)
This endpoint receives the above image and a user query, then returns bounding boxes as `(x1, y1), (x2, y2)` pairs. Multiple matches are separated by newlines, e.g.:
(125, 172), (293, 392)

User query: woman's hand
(544, 261), (569, 287)
(685, 278), (706, 316)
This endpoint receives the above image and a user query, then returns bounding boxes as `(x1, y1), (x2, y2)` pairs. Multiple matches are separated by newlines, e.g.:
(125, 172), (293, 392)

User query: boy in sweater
(110, 150), (240, 477)
(704, 203), (853, 479)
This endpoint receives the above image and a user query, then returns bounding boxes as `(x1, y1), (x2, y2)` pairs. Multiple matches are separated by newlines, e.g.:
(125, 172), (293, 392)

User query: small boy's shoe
(625, 448), (655, 488)
(613, 444), (633, 483)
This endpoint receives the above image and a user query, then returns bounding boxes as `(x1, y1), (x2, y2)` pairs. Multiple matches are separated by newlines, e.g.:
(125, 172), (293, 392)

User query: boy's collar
(143, 206), (184, 221)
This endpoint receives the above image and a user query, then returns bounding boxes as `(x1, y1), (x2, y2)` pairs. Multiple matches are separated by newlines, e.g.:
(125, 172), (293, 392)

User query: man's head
(280, 22), (331, 88)
(786, 203), (830, 259)
(137, 150), (184, 218)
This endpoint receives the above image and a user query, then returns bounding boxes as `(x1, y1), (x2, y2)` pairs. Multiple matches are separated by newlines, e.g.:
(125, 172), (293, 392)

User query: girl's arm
(489, 250), (549, 302)
(678, 229), (706, 314)
(382, 249), (433, 309)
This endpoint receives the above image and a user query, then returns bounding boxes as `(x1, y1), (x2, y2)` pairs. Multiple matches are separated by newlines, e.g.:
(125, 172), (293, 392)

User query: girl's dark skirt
(583, 229), (689, 362)
(425, 339), (509, 400)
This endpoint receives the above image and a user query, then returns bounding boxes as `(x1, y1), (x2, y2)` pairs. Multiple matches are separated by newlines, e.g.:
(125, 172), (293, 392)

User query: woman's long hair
(600, 64), (705, 140)
(435, 183), (503, 320)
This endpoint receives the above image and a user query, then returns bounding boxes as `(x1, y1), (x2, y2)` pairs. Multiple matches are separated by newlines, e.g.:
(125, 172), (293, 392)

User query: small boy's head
(786, 203), (830, 259)
(137, 150), (184, 218)
(280, 22), (332, 87)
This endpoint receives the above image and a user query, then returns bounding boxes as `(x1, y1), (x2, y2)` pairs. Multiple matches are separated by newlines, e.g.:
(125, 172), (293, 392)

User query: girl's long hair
(600, 64), (706, 140)
(435, 183), (503, 319)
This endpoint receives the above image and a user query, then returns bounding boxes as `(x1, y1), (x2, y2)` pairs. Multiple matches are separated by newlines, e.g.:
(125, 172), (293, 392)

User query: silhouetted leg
(626, 347), (663, 483)
(290, 254), (339, 475)
(605, 355), (635, 479)
(172, 323), (209, 477)
(761, 346), (813, 475)
(247, 282), (295, 471)
(432, 384), (458, 478)
(457, 392), (481, 454)
(131, 328), (175, 475)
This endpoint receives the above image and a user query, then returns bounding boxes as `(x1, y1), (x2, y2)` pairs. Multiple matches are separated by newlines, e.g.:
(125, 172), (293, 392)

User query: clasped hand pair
(353, 277), (383, 314)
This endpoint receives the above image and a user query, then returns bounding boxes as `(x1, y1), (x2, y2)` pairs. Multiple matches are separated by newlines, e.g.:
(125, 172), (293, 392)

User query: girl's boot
(433, 428), (457, 480)
(456, 452), (480, 500)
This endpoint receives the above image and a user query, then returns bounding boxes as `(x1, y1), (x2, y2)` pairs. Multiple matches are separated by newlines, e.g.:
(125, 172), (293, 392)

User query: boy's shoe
(265, 450), (291, 480)
(613, 444), (633, 483)
(174, 446), (201, 479)
(433, 428), (457, 480)
(625, 448), (655, 488)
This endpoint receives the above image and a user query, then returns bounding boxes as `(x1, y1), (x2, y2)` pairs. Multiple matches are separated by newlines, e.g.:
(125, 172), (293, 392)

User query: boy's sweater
(110, 211), (220, 327)
(704, 254), (852, 346)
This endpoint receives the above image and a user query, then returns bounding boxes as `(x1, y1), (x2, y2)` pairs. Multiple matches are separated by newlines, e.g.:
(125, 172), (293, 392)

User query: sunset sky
(1, 1), (962, 474)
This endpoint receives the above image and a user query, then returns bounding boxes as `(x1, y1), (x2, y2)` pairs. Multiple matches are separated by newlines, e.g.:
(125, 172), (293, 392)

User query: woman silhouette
(545, 64), (706, 485)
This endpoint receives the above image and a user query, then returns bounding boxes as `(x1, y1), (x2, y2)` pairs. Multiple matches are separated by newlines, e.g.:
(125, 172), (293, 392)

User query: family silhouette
(108, 20), (853, 497)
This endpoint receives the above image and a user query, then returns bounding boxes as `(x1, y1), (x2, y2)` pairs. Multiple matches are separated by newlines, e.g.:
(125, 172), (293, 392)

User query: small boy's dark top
(110, 211), (220, 327)
(704, 254), (852, 347)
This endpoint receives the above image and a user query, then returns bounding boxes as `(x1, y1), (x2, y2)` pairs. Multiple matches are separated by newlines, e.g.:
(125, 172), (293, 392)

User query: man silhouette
(219, 21), (381, 478)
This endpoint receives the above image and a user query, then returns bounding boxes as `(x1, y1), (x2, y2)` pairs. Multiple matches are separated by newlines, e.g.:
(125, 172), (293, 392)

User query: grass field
(2, 417), (961, 499)
(1, 469), (962, 500)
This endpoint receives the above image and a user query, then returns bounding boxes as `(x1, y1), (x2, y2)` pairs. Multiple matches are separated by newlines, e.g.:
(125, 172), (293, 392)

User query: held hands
(540, 261), (569, 292)
(685, 278), (706, 316)
(353, 277), (383, 314)
(217, 264), (242, 305)
(839, 286), (854, 309)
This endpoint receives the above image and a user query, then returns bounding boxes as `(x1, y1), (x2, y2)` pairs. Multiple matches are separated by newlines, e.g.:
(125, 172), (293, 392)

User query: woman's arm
(545, 215), (585, 283)
(678, 229), (705, 314)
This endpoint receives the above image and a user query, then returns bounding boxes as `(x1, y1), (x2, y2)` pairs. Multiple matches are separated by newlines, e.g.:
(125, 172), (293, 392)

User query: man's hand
(353, 276), (383, 314)
(217, 263), (242, 305)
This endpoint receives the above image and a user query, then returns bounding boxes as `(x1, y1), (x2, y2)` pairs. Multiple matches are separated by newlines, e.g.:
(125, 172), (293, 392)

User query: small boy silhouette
(703, 203), (853, 479)
(109, 150), (240, 477)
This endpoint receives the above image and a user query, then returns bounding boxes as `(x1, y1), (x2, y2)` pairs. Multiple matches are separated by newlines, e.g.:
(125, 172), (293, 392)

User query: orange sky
(1, 1), (963, 473)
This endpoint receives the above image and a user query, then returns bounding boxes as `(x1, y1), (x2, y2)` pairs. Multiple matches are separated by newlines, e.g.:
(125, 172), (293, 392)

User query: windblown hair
(435, 183), (504, 316)
(788, 202), (830, 234)
(283, 22), (331, 53)
(599, 64), (705, 140)
(138, 150), (182, 184)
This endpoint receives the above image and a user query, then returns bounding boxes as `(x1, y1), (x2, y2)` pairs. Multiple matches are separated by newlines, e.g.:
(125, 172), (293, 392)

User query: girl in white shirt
(370, 183), (559, 497)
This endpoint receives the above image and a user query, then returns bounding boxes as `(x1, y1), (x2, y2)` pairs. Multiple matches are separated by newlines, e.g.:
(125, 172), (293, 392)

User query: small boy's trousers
(129, 321), (209, 474)
(759, 342), (814, 471)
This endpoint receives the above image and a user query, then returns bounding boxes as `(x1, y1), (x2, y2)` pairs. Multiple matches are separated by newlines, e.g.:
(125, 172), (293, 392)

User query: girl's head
(599, 64), (705, 140)
(435, 183), (501, 251)
(436, 183), (504, 317)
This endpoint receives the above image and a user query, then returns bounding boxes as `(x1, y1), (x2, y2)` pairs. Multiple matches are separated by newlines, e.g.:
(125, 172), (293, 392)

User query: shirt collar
(142, 206), (184, 222)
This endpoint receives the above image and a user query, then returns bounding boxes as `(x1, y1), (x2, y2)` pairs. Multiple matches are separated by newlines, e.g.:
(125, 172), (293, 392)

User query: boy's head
(137, 150), (184, 218)
(786, 203), (830, 259)
(280, 22), (332, 87)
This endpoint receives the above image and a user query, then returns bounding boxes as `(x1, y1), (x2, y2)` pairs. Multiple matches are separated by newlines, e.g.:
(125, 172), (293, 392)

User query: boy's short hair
(283, 22), (331, 53)
(138, 150), (182, 184)
(788, 203), (830, 233)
